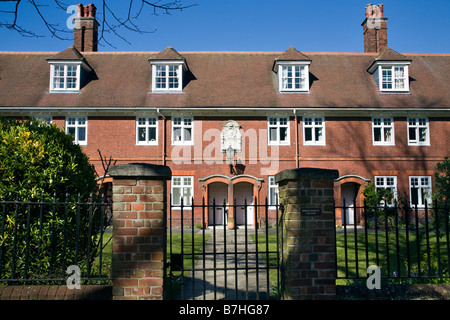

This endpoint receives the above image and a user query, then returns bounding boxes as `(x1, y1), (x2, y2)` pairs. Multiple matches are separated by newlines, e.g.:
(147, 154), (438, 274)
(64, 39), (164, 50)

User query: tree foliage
(433, 157), (450, 205)
(0, 117), (97, 201)
(0, 118), (104, 283)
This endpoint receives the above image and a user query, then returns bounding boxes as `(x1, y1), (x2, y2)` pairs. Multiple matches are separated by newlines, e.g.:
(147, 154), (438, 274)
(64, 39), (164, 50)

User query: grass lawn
(167, 232), (210, 277)
(92, 228), (450, 288)
(250, 232), (280, 294)
(91, 231), (209, 284)
(336, 230), (450, 283)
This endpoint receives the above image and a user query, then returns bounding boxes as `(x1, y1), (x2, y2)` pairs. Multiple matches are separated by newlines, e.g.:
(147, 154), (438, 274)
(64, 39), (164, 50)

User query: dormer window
(152, 63), (183, 92)
(46, 46), (93, 93)
(273, 47), (311, 93)
(367, 47), (412, 93)
(279, 64), (308, 92)
(380, 64), (409, 92)
(149, 46), (187, 93)
(50, 64), (80, 91)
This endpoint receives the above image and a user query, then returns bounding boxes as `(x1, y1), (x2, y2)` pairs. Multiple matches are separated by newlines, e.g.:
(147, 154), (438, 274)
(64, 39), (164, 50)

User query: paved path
(175, 227), (274, 300)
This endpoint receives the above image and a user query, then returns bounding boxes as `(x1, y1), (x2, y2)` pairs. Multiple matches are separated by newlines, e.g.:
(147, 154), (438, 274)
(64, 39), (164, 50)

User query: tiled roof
(275, 46), (311, 62)
(149, 46), (186, 61)
(374, 47), (412, 61)
(0, 47), (449, 110)
(46, 46), (85, 61)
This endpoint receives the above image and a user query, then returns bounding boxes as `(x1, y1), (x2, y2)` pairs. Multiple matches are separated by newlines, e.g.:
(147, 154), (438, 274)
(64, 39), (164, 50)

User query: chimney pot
(362, 3), (388, 53)
(76, 4), (84, 17)
(74, 3), (99, 52)
(378, 4), (384, 17)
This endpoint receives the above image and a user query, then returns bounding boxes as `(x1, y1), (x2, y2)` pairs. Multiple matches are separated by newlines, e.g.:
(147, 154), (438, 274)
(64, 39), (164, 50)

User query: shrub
(0, 118), (103, 283)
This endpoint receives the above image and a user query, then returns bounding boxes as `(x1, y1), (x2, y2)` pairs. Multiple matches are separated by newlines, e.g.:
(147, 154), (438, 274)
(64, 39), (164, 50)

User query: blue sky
(0, 0), (449, 53)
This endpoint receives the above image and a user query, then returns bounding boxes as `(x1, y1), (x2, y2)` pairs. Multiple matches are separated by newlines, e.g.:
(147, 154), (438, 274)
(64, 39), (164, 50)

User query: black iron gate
(166, 197), (282, 300)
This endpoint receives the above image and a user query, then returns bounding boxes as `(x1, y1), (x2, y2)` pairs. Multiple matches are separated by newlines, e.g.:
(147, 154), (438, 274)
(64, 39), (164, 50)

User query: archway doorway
(233, 182), (254, 226)
(341, 182), (359, 225)
(208, 182), (228, 225)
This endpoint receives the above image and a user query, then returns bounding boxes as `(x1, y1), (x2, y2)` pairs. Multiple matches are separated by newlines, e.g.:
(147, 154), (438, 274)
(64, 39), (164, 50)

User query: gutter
(2, 107), (448, 117)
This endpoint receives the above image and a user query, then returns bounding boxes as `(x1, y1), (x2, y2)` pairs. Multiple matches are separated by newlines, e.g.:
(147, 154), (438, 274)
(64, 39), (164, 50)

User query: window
(136, 117), (158, 145)
(409, 176), (432, 207)
(303, 117), (325, 145)
(408, 118), (430, 146)
(152, 64), (183, 92)
(380, 65), (409, 92)
(279, 65), (308, 92)
(171, 176), (193, 207)
(372, 117), (394, 145)
(268, 117), (290, 145)
(66, 117), (87, 145)
(375, 176), (397, 206)
(172, 117), (193, 145)
(50, 64), (80, 91)
(36, 116), (52, 125)
(268, 176), (279, 207)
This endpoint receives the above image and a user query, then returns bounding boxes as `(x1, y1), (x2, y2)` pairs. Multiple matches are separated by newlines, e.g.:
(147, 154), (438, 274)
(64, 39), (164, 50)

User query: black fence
(0, 194), (112, 285)
(167, 197), (281, 300)
(336, 200), (450, 283)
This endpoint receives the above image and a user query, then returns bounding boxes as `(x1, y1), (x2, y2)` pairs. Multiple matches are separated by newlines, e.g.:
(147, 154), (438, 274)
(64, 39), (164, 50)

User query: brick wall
(0, 285), (111, 300)
(109, 163), (171, 300)
(276, 168), (339, 300)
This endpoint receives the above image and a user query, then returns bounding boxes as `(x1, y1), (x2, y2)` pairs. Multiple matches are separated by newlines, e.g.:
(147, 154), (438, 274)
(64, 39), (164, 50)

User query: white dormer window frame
(276, 62), (310, 93)
(48, 60), (91, 93)
(369, 61), (410, 93)
(151, 61), (184, 93)
(49, 63), (80, 92)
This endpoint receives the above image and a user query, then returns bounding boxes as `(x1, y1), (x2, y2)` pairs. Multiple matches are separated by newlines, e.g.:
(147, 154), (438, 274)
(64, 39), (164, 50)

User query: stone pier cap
(275, 167), (339, 184)
(109, 163), (172, 180)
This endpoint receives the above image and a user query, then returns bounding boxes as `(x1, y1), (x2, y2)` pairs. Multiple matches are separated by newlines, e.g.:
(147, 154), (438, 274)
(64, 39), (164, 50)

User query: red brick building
(0, 4), (448, 227)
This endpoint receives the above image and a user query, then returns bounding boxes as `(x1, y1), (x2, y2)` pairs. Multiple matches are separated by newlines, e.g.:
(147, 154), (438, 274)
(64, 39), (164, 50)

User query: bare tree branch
(0, 0), (198, 46)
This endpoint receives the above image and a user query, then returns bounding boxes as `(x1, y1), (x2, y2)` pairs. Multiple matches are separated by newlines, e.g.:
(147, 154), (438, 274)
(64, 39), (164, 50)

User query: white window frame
(409, 176), (432, 207)
(151, 62), (183, 93)
(65, 117), (87, 145)
(378, 64), (409, 92)
(278, 63), (309, 92)
(372, 117), (395, 146)
(49, 63), (81, 92)
(171, 176), (193, 208)
(172, 117), (193, 145)
(136, 117), (158, 145)
(303, 117), (325, 146)
(407, 117), (430, 146)
(267, 117), (290, 146)
(268, 176), (279, 208)
(375, 176), (397, 206)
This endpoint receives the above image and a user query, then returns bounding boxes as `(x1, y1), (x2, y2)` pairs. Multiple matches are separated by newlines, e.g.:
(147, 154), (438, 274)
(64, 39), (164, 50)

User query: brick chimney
(74, 4), (99, 52)
(362, 4), (388, 53)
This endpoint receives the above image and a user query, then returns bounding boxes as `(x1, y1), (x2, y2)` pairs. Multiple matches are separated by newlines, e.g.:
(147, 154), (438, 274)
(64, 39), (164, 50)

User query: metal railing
(336, 200), (450, 282)
(0, 194), (112, 285)
(167, 197), (282, 300)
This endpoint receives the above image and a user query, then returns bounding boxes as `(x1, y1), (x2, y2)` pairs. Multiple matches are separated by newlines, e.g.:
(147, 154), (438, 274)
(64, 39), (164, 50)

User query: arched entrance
(341, 182), (358, 225)
(199, 174), (263, 227)
(208, 182), (228, 225)
(335, 175), (371, 226)
(233, 182), (254, 226)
